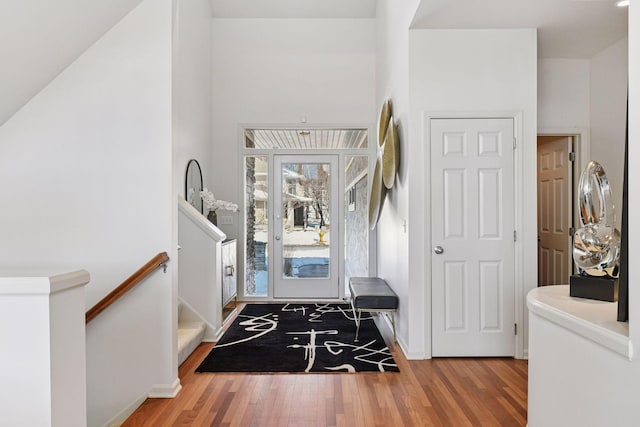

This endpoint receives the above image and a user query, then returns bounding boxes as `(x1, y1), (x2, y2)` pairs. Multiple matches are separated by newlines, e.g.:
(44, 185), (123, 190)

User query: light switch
(220, 216), (233, 225)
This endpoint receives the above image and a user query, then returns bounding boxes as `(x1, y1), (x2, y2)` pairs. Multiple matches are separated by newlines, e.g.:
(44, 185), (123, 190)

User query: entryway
(241, 128), (374, 301)
(273, 155), (339, 298)
(430, 117), (516, 357)
(536, 135), (575, 286)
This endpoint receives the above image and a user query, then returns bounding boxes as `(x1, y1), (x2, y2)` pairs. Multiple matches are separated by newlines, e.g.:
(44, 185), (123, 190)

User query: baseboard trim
(398, 336), (426, 360)
(371, 311), (420, 360)
(201, 327), (221, 342)
(102, 393), (148, 427)
(148, 378), (182, 398)
(101, 378), (181, 426)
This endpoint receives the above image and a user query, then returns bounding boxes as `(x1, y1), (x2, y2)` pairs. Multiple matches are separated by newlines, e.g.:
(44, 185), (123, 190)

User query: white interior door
(431, 118), (515, 357)
(273, 155), (339, 299)
(537, 136), (573, 286)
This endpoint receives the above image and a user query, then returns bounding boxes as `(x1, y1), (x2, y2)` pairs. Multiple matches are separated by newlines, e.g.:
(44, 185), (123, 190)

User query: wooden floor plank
(124, 337), (528, 426)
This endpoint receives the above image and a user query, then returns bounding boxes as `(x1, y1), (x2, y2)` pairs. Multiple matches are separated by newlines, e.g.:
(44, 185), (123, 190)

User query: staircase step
(177, 321), (205, 366)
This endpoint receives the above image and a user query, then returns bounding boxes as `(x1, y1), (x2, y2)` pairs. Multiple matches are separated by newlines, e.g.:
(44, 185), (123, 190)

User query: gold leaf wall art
(369, 98), (400, 230)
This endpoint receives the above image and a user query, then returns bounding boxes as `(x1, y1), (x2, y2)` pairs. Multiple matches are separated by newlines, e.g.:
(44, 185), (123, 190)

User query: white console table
(527, 285), (636, 427)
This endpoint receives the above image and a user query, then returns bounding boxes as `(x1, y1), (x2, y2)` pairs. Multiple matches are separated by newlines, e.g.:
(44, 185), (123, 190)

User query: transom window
(245, 129), (368, 150)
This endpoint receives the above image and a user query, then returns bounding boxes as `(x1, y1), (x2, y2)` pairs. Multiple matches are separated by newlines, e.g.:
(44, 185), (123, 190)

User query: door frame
(272, 154), (340, 299)
(237, 123), (378, 302)
(537, 127), (591, 243)
(424, 111), (525, 359)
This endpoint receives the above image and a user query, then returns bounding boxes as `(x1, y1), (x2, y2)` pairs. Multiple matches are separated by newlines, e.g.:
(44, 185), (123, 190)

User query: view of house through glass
(280, 161), (332, 279)
(243, 129), (371, 299)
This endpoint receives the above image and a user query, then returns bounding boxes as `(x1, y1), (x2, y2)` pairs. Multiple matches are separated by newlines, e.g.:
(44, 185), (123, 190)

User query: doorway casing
(537, 127), (591, 237)
(423, 111), (526, 359)
(237, 124), (377, 302)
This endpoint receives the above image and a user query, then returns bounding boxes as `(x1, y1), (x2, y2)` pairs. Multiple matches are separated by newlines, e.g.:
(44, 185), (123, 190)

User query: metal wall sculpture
(369, 99), (400, 230)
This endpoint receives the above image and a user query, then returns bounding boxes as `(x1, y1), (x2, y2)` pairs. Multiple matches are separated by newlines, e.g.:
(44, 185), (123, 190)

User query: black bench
(349, 277), (398, 342)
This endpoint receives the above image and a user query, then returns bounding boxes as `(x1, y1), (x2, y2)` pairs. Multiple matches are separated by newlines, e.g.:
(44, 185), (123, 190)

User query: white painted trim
(148, 378), (182, 398)
(537, 126), (591, 240)
(513, 111), (525, 360)
(537, 127), (591, 190)
(177, 197), (226, 242)
(102, 392), (148, 427)
(397, 334), (423, 360)
(0, 270), (90, 295)
(527, 285), (631, 360)
(236, 123), (377, 301)
(338, 154), (345, 299)
(178, 296), (220, 341)
(423, 111), (525, 360)
(346, 169), (367, 193)
(537, 127), (590, 163)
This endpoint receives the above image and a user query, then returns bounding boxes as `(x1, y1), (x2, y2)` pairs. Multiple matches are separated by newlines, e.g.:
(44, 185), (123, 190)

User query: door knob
(433, 246), (444, 254)
(275, 235), (281, 240)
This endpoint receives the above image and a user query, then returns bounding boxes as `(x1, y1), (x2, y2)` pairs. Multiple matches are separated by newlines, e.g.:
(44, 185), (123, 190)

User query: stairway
(177, 302), (206, 366)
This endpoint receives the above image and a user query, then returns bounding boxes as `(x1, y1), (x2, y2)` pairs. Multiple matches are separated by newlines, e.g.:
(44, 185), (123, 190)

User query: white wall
(0, 0), (175, 426)
(374, 0), (421, 357)
(528, 27), (634, 426)
(537, 39), (627, 231)
(538, 58), (590, 129)
(0, 0), (144, 126)
(590, 38), (628, 230)
(178, 200), (225, 340)
(210, 18), (376, 239)
(408, 29), (538, 358)
(528, 310), (638, 426)
(628, 0), (640, 351)
(173, 0), (213, 195)
(172, 0), (213, 376)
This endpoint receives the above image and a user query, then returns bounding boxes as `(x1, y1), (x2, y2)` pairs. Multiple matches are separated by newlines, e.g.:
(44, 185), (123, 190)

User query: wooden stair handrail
(86, 251), (170, 324)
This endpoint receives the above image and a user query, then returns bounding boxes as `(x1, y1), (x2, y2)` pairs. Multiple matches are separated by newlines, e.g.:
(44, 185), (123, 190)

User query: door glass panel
(244, 156), (268, 296)
(281, 162), (331, 279)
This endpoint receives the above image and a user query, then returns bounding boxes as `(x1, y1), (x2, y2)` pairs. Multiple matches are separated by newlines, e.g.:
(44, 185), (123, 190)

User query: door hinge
(569, 152), (576, 162)
(569, 226), (576, 237)
(513, 230), (517, 242)
(513, 137), (516, 149)
(514, 323), (518, 335)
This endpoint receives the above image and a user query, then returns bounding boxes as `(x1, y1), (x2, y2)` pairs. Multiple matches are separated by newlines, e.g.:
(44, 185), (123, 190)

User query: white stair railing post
(0, 270), (90, 427)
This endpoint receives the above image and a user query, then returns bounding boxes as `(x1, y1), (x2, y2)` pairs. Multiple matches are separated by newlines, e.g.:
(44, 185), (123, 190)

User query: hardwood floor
(123, 341), (527, 426)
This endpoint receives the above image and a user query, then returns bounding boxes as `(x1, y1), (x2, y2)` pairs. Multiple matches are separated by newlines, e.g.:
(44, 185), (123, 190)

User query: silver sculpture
(573, 161), (620, 278)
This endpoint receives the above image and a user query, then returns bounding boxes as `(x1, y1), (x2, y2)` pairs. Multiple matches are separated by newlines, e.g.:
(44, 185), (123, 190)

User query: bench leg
(354, 309), (362, 342)
(391, 311), (396, 343)
(350, 297), (361, 342)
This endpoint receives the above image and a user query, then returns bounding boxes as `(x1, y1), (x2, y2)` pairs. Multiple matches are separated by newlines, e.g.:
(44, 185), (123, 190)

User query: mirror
(185, 159), (203, 214)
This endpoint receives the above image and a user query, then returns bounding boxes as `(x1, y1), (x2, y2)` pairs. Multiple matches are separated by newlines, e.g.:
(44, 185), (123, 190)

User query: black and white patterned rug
(195, 303), (399, 373)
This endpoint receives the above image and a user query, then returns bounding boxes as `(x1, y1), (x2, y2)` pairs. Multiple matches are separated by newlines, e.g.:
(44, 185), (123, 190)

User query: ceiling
(209, 0), (376, 19)
(411, 0), (628, 58)
(0, 0), (627, 129)
(210, 0), (627, 59)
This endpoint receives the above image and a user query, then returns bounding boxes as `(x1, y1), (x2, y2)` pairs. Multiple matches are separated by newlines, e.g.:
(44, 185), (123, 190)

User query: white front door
(431, 118), (515, 357)
(273, 155), (339, 299)
(537, 136), (573, 286)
